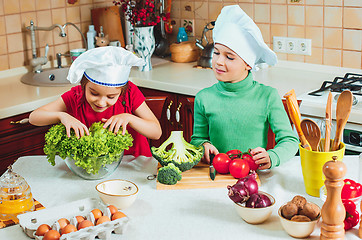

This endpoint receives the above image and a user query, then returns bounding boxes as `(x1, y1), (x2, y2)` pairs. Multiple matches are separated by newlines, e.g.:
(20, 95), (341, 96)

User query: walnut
(299, 202), (320, 220)
(291, 215), (311, 222)
(291, 195), (307, 210)
(281, 202), (299, 220)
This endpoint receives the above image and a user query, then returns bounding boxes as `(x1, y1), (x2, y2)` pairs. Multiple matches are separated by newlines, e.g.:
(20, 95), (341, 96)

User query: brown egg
(57, 218), (70, 230)
(61, 224), (77, 235)
(91, 208), (103, 220)
(111, 211), (127, 221)
(35, 224), (51, 236)
(107, 205), (118, 215)
(43, 229), (61, 240)
(96, 215), (111, 225)
(77, 219), (94, 230)
(75, 215), (85, 224)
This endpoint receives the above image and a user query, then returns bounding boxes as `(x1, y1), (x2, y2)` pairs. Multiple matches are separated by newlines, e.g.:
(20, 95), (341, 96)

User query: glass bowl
(64, 152), (124, 180)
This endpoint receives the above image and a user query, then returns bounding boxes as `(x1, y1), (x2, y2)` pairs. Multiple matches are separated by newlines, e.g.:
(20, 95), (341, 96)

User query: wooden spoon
(301, 118), (321, 151)
(324, 91), (333, 152)
(331, 90), (353, 151)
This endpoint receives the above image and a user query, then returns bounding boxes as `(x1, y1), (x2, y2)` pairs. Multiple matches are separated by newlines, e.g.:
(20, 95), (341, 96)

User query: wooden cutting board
(156, 162), (239, 190)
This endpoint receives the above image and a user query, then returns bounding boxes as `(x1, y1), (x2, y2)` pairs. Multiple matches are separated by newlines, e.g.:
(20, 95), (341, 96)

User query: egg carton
(17, 197), (129, 240)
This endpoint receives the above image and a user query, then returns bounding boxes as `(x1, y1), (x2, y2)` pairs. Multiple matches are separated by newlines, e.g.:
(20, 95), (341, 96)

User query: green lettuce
(44, 122), (133, 174)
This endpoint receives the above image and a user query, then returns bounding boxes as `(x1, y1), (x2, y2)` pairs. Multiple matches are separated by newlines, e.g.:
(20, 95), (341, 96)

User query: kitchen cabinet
(0, 112), (50, 175)
(140, 87), (195, 147)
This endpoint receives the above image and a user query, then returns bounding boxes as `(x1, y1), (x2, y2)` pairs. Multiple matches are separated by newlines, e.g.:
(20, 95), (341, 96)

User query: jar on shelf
(177, 27), (188, 43)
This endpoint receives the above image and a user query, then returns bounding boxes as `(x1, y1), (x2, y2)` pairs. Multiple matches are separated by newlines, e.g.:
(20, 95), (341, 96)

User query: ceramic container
(278, 202), (321, 238)
(96, 179), (138, 209)
(233, 191), (275, 224)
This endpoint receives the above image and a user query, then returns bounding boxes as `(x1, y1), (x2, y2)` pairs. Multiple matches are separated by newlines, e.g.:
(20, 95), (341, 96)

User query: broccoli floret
(151, 131), (204, 172)
(157, 163), (182, 185)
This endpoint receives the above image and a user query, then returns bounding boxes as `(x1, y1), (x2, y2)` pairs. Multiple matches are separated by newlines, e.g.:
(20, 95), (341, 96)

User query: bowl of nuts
(278, 195), (321, 238)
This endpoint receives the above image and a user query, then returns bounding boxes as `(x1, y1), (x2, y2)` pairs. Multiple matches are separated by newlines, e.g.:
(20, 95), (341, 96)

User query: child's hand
(202, 142), (219, 164)
(249, 147), (271, 170)
(59, 113), (89, 138)
(102, 113), (132, 135)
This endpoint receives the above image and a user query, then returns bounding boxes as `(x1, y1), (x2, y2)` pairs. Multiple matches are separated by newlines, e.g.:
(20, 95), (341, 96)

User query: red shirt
(61, 81), (151, 157)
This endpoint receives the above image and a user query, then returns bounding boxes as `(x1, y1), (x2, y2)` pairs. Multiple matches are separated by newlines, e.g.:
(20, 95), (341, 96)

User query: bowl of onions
(228, 173), (275, 224)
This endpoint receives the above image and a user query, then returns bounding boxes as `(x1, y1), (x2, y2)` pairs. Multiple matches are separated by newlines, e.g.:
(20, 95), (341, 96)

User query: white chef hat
(213, 5), (277, 69)
(67, 46), (145, 87)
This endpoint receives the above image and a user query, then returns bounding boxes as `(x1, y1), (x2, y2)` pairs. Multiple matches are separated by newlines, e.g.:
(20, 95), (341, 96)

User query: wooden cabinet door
(0, 112), (50, 175)
(140, 87), (175, 147)
(177, 96), (195, 142)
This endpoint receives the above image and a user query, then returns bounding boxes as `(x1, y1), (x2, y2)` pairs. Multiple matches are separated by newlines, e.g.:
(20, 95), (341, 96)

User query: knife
(209, 153), (216, 181)
(324, 91), (332, 152)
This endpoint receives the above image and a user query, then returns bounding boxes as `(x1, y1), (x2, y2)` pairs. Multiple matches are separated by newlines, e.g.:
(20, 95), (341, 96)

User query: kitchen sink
(21, 67), (72, 87)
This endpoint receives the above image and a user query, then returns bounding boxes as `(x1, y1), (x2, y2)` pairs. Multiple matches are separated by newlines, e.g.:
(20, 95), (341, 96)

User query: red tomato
(226, 149), (242, 160)
(213, 153), (231, 174)
(242, 152), (259, 171)
(229, 158), (250, 179)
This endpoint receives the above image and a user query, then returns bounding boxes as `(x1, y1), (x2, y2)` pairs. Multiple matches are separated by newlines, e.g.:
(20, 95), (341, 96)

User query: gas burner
(333, 93), (358, 105)
(308, 73), (362, 96)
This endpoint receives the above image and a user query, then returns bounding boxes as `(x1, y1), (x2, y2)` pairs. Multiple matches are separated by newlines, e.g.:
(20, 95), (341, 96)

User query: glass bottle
(177, 27), (188, 43)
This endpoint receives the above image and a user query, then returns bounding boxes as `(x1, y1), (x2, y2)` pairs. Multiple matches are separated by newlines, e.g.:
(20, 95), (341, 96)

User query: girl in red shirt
(29, 47), (161, 157)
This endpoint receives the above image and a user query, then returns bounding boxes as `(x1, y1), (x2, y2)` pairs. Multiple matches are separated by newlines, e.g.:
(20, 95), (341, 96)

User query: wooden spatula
(301, 118), (321, 151)
(331, 90), (353, 151)
(324, 91), (332, 152)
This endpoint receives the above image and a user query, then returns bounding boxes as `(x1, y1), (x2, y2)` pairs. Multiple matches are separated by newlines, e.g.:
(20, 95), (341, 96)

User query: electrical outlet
(297, 38), (312, 56)
(286, 38), (298, 54)
(273, 36), (286, 53)
(182, 19), (195, 37)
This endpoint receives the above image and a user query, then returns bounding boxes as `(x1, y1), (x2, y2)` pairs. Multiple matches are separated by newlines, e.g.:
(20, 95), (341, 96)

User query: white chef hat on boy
(67, 46), (145, 86)
(213, 5), (277, 69)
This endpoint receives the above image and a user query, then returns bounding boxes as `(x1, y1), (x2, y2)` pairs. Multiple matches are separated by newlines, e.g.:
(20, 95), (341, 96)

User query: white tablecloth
(0, 155), (361, 239)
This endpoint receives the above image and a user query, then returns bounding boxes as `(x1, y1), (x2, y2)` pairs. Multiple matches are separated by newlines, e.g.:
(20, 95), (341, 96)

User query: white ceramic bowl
(233, 191), (275, 224)
(278, 202), (321, 238)
(96, 179), (138, 209)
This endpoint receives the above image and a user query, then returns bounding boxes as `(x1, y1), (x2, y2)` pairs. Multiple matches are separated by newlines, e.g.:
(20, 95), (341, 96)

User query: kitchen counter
(1, 58), (361, 120)
(0, 155), (361, 239)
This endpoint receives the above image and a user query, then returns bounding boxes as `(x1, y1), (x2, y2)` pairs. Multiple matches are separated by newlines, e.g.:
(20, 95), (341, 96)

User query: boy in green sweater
(190, 5), (299, 169)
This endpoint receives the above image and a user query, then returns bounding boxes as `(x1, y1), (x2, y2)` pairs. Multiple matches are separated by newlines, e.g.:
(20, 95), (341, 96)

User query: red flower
(113, 0), (169, 27)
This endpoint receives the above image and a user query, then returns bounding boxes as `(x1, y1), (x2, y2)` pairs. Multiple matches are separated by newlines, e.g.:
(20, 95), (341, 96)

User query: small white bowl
(233, 191), (275, 224)
(278, 202), (321, 238)
(96, 179), (138, 209)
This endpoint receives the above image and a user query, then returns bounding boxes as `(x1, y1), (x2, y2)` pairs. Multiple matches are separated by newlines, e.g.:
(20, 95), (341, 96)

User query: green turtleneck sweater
(190, 72), (299, 168)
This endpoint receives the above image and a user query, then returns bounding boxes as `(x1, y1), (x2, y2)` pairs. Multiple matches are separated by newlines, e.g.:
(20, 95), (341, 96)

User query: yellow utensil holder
(299, 139), (345, 197)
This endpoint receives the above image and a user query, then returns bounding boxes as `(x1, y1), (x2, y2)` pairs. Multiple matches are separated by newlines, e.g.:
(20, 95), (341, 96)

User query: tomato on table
(229, 158), (250, 179)
(212, 153), (231, 174)
(242, 151), (259, 171)
(226, 149), (242, 160)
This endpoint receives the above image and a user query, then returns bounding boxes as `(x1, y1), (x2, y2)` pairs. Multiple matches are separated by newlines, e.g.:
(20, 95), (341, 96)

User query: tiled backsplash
(0, 0), (361, 71)
(0, 0), (112, 71)
(171, 0), (362, 69)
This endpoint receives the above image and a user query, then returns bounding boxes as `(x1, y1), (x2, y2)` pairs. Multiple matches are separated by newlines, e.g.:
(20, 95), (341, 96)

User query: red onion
(227, 184), (249, 203)
(236, 174), (259, 196)
(246, 193), (272, 208)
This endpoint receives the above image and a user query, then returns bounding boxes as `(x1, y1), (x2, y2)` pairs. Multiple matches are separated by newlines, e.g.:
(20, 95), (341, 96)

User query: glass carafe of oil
(0, 166), (34, 220)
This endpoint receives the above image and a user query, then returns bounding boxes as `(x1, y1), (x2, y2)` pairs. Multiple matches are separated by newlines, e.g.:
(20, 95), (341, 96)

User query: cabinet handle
(176, 102), (182, 127)
(10, 118), (29, 125)
(166, 100), (173, 125)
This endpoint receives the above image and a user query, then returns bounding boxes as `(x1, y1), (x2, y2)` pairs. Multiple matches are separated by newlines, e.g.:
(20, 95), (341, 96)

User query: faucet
(26, 20), (87, 71)
(26, 20), (67, 73)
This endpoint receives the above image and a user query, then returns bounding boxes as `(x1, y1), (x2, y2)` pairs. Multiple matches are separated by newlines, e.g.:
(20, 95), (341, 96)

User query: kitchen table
(0, 155), (361, 239)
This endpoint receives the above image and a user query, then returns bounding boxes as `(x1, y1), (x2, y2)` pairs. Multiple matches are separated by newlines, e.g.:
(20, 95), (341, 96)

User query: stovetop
(297, 73), (362, 126)
(308, 73), (362, 97)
